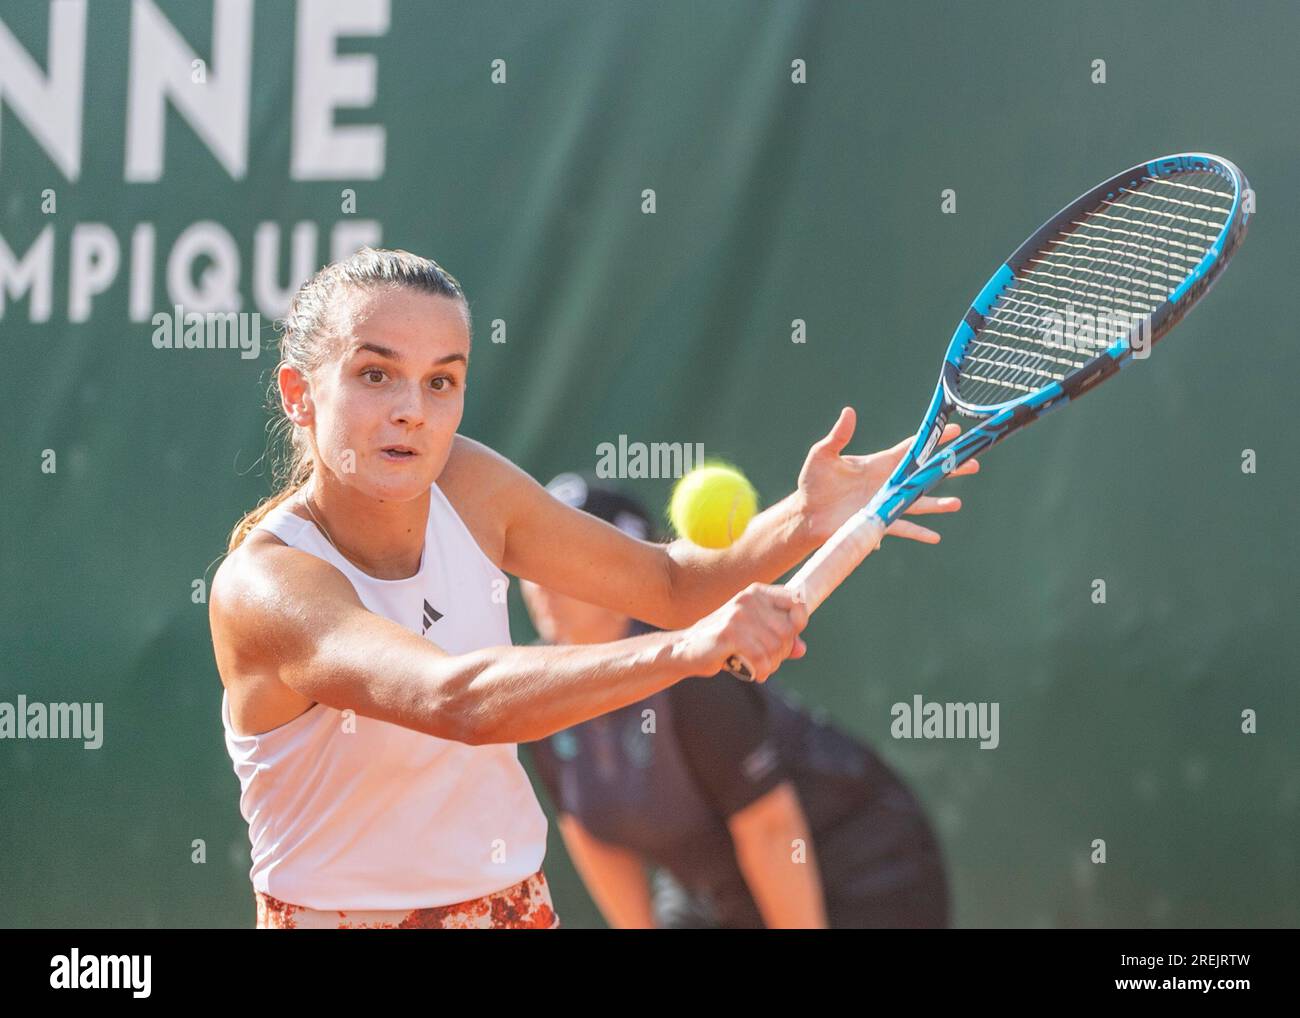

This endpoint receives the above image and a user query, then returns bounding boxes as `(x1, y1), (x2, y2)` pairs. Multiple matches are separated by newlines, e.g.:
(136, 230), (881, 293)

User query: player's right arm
(209, 534), (808, 745)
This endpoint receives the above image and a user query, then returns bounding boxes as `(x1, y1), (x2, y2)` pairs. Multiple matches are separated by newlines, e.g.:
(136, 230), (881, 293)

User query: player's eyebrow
(349, 342), (467, 367)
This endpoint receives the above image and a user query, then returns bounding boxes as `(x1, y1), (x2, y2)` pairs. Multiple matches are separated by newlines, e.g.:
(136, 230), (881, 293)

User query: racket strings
(955, 169), (1234, 411)
(1109, 189), (1228, 230)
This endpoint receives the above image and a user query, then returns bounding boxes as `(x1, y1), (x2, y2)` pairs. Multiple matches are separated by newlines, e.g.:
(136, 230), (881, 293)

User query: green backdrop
(2, 0), (1295, 928)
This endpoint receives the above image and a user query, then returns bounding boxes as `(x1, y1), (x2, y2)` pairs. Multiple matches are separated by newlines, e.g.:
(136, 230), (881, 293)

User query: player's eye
(431, 375), (457, 391)
(362, 369), (386, 384)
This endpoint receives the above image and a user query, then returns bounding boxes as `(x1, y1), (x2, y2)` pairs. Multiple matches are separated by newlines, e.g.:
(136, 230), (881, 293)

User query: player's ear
(279, 363), (313, 424)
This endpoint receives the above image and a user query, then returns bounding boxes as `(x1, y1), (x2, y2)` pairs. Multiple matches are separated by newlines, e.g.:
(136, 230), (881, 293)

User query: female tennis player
(209, 247), (976, 929)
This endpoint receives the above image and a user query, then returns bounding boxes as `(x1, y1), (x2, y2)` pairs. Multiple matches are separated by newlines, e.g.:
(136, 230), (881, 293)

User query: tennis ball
(669, 463), (758, 549)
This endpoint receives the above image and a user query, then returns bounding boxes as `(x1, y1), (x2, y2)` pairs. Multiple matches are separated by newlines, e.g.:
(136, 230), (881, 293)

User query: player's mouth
(380, 445), (419, 461)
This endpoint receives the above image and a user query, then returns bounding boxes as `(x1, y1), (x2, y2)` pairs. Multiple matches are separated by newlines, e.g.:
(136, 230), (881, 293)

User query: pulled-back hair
(227, 248), (468, 551)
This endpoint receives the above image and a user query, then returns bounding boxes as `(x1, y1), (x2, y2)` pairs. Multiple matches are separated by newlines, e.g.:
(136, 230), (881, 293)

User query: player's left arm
(458, 412), (975, 631)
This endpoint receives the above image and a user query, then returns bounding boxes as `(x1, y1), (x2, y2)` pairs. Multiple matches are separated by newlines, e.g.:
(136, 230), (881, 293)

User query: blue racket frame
(866, 152), (1251, 526)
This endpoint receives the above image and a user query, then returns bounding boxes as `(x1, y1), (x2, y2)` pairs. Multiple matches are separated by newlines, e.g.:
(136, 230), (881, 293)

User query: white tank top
(220, 482), (549, 910)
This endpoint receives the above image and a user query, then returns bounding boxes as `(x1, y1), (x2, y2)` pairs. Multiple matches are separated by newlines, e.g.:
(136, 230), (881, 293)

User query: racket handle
(725, 509), (887, 680)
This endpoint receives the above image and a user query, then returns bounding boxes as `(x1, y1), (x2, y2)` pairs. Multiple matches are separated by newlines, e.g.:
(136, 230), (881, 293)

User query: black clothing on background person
(527, 621), (950, 929)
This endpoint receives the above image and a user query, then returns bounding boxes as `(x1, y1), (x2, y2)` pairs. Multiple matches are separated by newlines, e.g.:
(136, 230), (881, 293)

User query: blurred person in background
(524, 474), (952, 929)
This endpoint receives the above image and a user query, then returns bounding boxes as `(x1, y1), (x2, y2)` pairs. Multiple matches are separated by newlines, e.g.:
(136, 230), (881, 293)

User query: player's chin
(362, 457), (436, 499)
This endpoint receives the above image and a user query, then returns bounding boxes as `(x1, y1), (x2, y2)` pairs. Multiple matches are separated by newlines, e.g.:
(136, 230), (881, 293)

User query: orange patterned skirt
(255, 869), (560, 929)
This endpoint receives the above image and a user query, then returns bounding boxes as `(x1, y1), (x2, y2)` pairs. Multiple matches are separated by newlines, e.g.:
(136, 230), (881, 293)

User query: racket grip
(725, 509), (887, 680)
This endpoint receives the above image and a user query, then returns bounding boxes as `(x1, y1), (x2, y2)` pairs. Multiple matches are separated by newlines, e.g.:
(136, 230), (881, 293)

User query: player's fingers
(756, 585), (807, 620)
(812, 407), (857, 456)
(755, 590), (807, 662)
(904, 495), (962, 515)
(753, 599), (792, 644)
(951, 457), (980, 476)
(753, 605), (801, 661)
(940, 422), (962, 441)
(789, 591), (809, 631)
(884, 519), (941, 543)
(769, 619), (802, 668)
(732, 586), (806, 677)
(735, 632), (779, 683)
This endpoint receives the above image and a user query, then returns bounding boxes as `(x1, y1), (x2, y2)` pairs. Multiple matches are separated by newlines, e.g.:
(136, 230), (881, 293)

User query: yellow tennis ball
(669, 464), (758, 549)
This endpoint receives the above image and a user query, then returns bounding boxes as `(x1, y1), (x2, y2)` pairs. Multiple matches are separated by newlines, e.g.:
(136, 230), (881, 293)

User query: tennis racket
(728, 152), (1251, 679)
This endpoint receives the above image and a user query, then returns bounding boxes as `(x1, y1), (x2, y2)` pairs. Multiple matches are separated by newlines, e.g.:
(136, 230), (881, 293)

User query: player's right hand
(678, 583), (809, 683)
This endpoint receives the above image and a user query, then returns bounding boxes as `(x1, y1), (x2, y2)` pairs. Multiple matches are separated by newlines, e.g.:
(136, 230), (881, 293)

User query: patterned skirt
(254, 869), (560, 929)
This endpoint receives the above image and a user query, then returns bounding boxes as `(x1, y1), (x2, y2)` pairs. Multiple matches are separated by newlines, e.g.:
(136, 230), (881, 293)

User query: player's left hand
(796, 406), (979, 545)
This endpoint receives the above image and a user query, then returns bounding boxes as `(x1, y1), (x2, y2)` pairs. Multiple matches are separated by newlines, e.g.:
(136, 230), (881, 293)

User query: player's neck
(299, 481), (429, 581)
